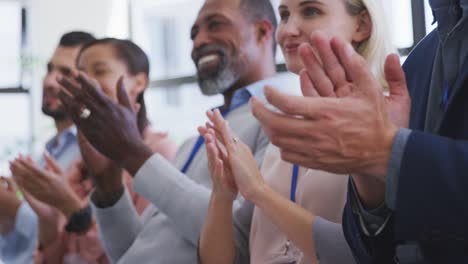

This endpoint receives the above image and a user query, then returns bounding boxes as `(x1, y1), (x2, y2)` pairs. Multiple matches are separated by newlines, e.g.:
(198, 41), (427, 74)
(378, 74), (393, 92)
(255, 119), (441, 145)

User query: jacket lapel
(437, 55), (468, 132)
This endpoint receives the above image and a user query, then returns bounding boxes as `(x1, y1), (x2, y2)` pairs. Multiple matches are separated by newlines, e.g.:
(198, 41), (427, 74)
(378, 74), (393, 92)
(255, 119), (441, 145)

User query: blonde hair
(344, 0), (395, 89)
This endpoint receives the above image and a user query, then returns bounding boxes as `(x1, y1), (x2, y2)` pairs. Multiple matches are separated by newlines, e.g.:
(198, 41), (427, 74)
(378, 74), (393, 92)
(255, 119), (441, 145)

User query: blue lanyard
(290, 164), (299, 202)
(442, 80), (449, 111)
(180, 102), (246, 174)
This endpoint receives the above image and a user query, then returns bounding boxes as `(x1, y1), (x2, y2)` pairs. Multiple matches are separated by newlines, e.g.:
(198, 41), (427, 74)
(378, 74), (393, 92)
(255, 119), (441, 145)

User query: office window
(0, 1), (22, 88)
(130, 0), (433, 141)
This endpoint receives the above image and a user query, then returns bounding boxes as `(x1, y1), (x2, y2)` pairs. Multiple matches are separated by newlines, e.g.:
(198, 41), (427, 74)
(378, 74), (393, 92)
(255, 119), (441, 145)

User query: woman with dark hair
(11, 38), (177, 264)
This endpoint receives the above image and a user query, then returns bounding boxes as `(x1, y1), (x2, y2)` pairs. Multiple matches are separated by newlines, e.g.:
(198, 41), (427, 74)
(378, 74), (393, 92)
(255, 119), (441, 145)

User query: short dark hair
(240, 0), (278, 55)
(58, 31), (96, 47)
(78, 38), (150, 133)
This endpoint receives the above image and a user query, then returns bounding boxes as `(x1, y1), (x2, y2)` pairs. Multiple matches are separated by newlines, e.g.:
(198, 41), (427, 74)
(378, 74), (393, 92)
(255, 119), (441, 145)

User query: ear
(128, 72), (147, 100)
(352, 10), (372, 44)
(255, 19), (274, 45)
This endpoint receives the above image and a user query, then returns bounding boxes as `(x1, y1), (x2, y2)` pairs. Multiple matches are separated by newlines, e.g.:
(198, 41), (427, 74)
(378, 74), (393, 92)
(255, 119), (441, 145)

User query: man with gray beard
(56, 0), (290, 263)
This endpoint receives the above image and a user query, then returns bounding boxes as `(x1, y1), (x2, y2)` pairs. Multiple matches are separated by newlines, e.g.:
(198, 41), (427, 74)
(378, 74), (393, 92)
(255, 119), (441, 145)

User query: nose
(279, 17), (301, 39)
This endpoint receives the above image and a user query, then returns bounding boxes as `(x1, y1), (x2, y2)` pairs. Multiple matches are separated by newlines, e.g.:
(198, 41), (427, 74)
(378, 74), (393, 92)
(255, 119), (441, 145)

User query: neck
(222, 60), (276, 109)
(55, 119), (73, 134)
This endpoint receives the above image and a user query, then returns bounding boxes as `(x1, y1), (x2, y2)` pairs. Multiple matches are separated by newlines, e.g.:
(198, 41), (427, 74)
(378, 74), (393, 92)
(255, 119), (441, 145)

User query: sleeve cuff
(386, 128), (412, 210)
(349, 179), (392, 237)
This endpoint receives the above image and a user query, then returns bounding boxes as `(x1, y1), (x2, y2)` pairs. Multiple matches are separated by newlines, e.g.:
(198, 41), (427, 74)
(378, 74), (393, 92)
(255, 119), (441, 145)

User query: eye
(302, 7), (321, 17)
(207, 20), (222, 31)
(279, 10), (290, 22)
(94, 69), (107, 76)
(190, 27), (198, 40)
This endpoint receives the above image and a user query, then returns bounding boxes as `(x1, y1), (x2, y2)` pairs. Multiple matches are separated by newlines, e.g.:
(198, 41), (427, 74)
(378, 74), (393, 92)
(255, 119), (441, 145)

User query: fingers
(298, 43), (336, 97)
(76, 72), (107, 105)
(57, 75), (82, 99)
(116, 76), (134, 111)
(207, 109), (236, 153)
(310, 33), (348, 91)
(299, 70), (319, 97)
(44, 152), (62, 174)
(384, 54), (409, 98)
(0, 177), (16, 192)
(331, 37), (375, 94)
(261, 87), (335, 119)
(58, 90), (83, 123)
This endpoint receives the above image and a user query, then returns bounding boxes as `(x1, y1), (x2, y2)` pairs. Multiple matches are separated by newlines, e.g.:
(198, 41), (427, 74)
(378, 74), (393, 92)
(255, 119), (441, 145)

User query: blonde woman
(198, 0), (395, 263)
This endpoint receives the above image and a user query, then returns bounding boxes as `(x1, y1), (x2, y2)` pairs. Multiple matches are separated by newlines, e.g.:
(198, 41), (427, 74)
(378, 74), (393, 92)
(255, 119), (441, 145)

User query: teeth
(198, 54), (219, 67)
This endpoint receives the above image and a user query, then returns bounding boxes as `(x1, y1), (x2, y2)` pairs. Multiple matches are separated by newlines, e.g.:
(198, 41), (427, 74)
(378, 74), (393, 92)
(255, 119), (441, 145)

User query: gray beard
(198, 65), (239, 95)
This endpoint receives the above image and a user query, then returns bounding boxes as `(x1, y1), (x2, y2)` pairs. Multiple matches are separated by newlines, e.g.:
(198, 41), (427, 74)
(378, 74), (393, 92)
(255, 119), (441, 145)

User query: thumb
(116, 76), (133, 111)
(384, 54), (409, 98)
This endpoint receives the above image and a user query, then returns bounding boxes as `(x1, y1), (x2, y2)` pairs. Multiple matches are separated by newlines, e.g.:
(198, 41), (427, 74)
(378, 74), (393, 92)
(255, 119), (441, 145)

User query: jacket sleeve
(394, 130), (468, 241)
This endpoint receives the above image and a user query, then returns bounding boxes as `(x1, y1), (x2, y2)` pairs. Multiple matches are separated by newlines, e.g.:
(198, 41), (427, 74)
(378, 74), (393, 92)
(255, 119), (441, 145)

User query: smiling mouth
(197, 53), (223, 75)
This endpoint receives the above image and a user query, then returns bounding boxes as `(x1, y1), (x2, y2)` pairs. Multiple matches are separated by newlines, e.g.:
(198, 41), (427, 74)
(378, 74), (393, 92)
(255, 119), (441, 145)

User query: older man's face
(190, 0), (255, 95)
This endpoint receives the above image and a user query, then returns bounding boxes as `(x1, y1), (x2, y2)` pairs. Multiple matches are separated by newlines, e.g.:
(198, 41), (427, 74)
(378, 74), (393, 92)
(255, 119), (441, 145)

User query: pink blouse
(249, 144), (349, 264)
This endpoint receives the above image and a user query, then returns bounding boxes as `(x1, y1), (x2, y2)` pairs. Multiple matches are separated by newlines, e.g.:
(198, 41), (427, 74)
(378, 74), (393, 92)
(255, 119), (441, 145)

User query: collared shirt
(39, 126), (80, 171)
(352, 0), (468, 236)
(0, 203), (37, 264)
(92, 76), (294, 264)
(0, 126), (80, 264)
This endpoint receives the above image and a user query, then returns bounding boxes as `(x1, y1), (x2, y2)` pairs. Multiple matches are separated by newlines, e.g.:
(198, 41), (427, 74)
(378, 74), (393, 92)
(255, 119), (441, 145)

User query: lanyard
(442, 80), (449, 110)
(180, 102), (247, 174)
(290, 164), (299, 202)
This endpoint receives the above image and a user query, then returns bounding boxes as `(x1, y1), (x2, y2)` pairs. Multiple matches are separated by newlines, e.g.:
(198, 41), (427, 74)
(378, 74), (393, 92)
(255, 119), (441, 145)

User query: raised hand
(201, 109), (266, 202)
(11, 156), (82, 218)
(198, 126), (237, 201)
(58, 73), (153, 175)
(251, 35), (402, 180)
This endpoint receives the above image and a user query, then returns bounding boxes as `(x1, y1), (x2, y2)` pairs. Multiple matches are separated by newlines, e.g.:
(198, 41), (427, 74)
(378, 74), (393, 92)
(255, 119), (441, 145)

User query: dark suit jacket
(342, 29), (468, 264)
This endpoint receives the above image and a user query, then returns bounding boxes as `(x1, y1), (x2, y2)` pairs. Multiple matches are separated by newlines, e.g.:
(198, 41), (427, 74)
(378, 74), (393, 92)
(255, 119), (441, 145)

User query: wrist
(60, 196), (83, 219)
(351, 174), (385, 209)
(211, 190), (236, 204)
(93, 184), (125, 208)
(246, 182), (272, 206)
(367, 124), (398, 180)
(122, 140), (153, 176)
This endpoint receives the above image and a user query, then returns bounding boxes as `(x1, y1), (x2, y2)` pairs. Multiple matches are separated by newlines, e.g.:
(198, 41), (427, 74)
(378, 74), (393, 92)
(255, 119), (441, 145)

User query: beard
(42, 105), (67, 121)
(194, 45), (243, 96)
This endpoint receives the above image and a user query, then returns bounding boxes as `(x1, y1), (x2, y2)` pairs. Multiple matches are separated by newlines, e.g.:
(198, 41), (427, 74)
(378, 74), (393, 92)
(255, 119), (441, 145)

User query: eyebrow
(279, 0), (323, 10)
(299, 0), (323, 6)
(90, 61), (108, 68)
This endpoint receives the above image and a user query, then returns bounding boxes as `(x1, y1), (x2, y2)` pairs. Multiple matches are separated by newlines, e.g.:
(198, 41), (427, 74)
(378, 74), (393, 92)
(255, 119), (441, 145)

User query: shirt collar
(230, 76), (294, 109)
(45, 126), (77, 156)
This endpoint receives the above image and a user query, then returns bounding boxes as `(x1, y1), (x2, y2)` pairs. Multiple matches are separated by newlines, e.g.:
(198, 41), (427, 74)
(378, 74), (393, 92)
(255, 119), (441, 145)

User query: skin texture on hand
(58, 74), (153, 176)
(251, 34), (410, 207)
(199, 110), (319, 261)
(251, 36), (402, 180)
(11, 156), (82, 218)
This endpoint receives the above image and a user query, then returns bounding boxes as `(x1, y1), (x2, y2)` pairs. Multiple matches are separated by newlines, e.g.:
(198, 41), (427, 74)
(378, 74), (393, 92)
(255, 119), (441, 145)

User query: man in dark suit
(250, 0), (468, 262)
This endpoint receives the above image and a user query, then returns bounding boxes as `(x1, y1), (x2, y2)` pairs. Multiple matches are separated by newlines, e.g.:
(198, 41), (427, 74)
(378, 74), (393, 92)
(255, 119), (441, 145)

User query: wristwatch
(65, 205), (93, 234)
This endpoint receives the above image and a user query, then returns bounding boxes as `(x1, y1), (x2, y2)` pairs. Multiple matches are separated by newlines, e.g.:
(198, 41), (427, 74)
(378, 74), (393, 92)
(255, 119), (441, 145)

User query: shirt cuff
(349, 178), (391, 237)
(386, 128), (412, 210)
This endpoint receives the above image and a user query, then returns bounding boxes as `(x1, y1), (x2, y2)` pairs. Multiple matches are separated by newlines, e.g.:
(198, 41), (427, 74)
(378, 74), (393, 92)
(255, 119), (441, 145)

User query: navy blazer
(343, 29), (468, 263)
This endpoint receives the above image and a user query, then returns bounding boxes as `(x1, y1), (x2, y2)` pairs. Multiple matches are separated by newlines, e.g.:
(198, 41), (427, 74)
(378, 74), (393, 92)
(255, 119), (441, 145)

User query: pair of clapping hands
(198, 32), (411, 203)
